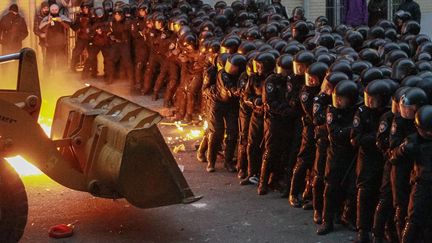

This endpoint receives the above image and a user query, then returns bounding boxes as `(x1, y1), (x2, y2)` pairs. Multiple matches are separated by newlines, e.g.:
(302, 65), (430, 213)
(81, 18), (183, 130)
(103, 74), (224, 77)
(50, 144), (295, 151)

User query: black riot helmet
(367, 26), (385, 40)
(263, 24), (279, 40)
(275, 54), (294, 76)
(334, 24), (349, 36)
(321, 72), (350, 96)
(292, 6), (305, 21)
(345, 31), (364, 51)
(364, 79), (393, 109)
(385, 28), (398, 42)
(214, 1), (227, 11)
(360, 67), (384, 87)
(351, 60), (372, 77)
(316, 53), (335, 66)
(385, 49), (409, 66)
(318, 33), (335, 49)
(245, 28), (261, 40)
(415, 105), (432, 139)
(415, 52), (432, 62)
(332, 80), (359, 109)
(328, 61), (353, 79)
(216, 53), (230, 71)
(253, 52), (276, 77)
(412, 34), (431, 52)
(417, 78), (432, 103)
(220, 38), (240, 54)
(225, 54), (247, 76)
(391, 58), (417, 82)
(378, 19), (396, 30)
(315, 16), (328, 28)
(283, 44), (302, 56)
(291, 20), (309, 42)
(378, 42), (401, 59)
(293, 51), (315, 76)
(237, 41), (257, 55)
(379, 66), (392, 78)
(355, 25), (369, 39)
(392, 86), (411, 114)
(402, 75), (423, 87)
(359, 48), (381, 66)
(416, 60), (432, 72)
(400, 87), (428, 119)
(305, 62), (329, 87)
(273, 41), (288, 53)
(401, 20), (421, 36)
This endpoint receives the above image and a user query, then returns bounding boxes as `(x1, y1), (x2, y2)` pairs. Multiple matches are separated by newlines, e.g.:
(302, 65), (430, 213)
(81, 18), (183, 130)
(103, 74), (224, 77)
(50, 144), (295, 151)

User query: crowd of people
(1, 0), (431, 243)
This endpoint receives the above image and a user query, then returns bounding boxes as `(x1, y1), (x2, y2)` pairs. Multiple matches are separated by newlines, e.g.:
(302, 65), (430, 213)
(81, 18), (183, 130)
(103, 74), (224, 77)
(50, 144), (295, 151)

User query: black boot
(371, 234), (383, 243)
(206, 133), (219, 173)
(355, 230), (370, 243)
(314, 210), (323, 224)
(224, 137), (237, 173)
(401, 222), (419, 243)
(289, 194), (303, 208)
(257, 153), (270, 195)
(317, 222), (334, 235)
(196, 136), (208, 163)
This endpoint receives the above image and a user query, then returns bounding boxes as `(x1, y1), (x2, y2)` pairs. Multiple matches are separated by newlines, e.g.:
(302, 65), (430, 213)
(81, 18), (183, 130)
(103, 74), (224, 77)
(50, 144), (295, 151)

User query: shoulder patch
(353, 116), (360, 128)
(326, 112), (333, 125)
(301, 92), (309, 102)
(161, 33), (167, 39)
(379, 121), (388, 134)
(286, 82), (293, 93)
(313, 103), (320, 114)
(266, 82), (275, 93)
(169, 43), (176, 50)
(391, 122), (397, 135)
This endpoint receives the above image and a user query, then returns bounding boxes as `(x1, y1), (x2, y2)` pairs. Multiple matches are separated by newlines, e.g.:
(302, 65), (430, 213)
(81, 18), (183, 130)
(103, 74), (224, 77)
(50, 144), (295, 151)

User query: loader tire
(0, 159), (28, 243)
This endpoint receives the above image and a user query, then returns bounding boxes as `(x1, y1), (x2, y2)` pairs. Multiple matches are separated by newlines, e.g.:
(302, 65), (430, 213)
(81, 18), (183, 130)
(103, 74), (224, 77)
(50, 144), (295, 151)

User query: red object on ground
(48, 224), (74, 238)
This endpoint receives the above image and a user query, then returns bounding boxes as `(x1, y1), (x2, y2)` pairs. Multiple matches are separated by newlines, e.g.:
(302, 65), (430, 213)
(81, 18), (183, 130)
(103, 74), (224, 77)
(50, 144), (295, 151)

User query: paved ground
(15, 73), (356, 242)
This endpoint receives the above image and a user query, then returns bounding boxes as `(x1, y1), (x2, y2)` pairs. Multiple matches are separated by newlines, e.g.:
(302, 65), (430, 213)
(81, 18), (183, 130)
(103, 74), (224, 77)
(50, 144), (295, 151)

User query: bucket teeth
(51, 85), (199, 208)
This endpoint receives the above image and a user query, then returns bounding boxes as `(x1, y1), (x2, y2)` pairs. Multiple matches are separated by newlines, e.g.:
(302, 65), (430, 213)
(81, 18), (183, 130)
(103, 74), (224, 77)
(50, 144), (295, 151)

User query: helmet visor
(225, 61), (239, 75)
(293, 61), (307, 76)
(305, 73), (320, 87)
(332, 93), (351, 109)
(320, 79), (333, 96)
(364, 93), (381, 109)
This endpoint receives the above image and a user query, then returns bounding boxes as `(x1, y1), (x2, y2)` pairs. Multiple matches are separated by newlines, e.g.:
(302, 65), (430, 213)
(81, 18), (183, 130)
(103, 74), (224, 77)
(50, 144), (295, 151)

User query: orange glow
(5, 156), (43, 176)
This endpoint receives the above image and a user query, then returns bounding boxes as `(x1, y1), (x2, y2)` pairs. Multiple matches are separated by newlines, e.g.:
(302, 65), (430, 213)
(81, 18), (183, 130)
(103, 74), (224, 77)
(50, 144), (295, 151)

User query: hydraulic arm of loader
(0, 48), (201, 208)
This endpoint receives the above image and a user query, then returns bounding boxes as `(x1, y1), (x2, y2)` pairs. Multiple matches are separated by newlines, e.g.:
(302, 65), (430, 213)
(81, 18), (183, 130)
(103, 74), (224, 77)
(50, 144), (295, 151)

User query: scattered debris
(48, 220), (78, 239)
(173, 144), (186, 153)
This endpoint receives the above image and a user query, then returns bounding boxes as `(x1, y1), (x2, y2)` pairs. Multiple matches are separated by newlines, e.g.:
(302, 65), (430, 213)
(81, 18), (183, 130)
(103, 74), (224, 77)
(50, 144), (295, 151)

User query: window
(388, 0), (402, 19)
(326, 0), (345, 26)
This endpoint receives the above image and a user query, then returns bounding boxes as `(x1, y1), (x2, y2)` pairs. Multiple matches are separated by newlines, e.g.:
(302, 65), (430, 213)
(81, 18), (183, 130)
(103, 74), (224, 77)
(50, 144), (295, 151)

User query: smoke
(0, 60), (85, 127)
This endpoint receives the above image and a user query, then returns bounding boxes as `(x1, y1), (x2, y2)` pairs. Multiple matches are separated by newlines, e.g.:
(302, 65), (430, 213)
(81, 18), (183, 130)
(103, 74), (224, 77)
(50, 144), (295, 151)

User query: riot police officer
(206, 54), (247, 173)
(131, 3), (150, 91)
(389, 87), (428, 241)
(71, 2), (92, 72)
(317, 80), (359, 235)
(351, 79), (392, 243)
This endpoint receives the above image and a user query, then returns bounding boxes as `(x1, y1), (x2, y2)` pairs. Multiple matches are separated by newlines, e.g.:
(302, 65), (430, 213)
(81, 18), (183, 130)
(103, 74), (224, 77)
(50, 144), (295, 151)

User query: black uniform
(373, 111), (398, 242)
(237, 72), (253, 175)
(351, 106), (388, 234)
(0, 11), (28, 55)
(312, 93), (332, 222)
(322, 106), (357, 227)
(131, 15), (150, 89)
(85, 18), (110, 78)
(107, 18), (133, 84)
(245, 75), (265, 179)
(206, 70), (240, 169)
(260, 74), (297, 193)
(389, 115), (416, 240)
(290, 84), (320, 204)
(392, 132), (432, 243)
(142, 28), (162, 92)
(397, 0), (421, 23)
(71, 12), (91, 71)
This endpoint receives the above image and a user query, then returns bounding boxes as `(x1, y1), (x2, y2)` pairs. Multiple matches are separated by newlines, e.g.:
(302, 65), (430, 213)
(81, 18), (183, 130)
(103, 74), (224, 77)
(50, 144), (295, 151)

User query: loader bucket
(51, 86), (201, 208)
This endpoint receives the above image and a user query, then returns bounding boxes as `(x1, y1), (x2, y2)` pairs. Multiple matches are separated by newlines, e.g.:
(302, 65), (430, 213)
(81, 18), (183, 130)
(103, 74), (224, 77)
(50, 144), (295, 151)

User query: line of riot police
(65, 1), (432, 242)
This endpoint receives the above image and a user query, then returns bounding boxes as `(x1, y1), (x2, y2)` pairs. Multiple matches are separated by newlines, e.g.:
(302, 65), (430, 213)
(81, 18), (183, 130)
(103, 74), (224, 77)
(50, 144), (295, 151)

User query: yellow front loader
(0, 49), (201, 242)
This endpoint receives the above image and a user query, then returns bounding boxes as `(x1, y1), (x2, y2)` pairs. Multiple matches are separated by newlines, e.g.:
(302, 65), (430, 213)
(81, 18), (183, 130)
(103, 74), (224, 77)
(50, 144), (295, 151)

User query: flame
(5, 156), (43, 176)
